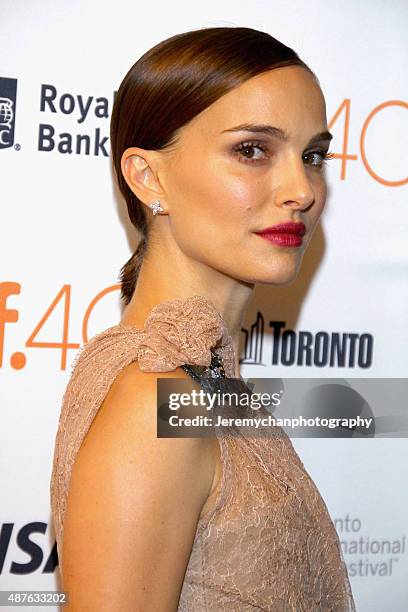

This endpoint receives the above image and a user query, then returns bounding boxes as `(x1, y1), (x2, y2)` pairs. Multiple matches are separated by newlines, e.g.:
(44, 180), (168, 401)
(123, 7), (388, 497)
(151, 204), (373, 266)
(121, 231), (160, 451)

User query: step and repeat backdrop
(1, 0), (407, 610)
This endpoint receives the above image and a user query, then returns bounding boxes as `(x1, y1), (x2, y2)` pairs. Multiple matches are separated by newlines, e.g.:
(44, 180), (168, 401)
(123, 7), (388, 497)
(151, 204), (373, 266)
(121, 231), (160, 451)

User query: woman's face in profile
(158, 65), (331, 285)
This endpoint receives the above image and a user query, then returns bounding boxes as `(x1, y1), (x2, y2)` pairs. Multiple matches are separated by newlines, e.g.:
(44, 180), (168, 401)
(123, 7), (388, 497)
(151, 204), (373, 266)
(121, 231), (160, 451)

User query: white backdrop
(1, 0), (407, 610)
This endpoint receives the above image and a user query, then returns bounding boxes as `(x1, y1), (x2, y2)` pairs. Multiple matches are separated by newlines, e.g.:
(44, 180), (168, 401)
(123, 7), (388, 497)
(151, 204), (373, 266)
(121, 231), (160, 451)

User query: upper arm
(61, 362), (215, 611)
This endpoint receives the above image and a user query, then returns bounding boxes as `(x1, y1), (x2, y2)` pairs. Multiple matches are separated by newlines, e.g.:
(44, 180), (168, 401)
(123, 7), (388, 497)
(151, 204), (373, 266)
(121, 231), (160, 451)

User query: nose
(274, 155), (315, 212)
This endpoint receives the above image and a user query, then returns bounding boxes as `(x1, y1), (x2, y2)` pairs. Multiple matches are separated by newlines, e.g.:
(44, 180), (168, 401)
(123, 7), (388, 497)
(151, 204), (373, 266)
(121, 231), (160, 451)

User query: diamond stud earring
(149, 200), (164, 215)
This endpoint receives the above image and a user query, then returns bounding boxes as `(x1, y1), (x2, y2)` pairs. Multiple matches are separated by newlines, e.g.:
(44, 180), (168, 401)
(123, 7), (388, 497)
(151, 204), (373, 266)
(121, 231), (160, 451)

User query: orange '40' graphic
(329, 99), (407, 186)
(0, 282), (120, 370)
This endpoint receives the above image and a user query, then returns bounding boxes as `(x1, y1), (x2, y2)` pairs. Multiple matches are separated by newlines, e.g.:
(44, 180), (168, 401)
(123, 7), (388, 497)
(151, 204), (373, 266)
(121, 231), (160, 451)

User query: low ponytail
(114, 183), (148, 305)
(119, 235), (148, 306)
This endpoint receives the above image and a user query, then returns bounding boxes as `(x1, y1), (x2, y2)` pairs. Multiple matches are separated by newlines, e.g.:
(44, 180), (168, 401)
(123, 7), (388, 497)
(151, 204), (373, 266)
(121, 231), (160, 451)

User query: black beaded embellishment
(181, 348), (226, 384)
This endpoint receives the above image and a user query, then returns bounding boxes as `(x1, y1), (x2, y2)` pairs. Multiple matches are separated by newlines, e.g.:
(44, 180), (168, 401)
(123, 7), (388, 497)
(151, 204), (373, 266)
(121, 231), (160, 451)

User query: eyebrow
(221, 123), (333, 146)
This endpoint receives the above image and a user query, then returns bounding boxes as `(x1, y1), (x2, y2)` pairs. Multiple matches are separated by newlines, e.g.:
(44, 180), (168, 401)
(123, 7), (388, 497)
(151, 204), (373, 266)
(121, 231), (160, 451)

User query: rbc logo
(0, 77), (17, 149)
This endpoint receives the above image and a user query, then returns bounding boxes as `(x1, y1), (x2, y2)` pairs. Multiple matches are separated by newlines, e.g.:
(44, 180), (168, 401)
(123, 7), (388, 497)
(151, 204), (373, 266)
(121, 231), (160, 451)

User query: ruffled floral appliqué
(134, 295), (232, 372)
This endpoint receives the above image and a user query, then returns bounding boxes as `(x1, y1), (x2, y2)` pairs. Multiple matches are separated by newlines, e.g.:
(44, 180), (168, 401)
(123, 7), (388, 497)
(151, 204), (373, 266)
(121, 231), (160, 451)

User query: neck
(120, 240), (254, 378)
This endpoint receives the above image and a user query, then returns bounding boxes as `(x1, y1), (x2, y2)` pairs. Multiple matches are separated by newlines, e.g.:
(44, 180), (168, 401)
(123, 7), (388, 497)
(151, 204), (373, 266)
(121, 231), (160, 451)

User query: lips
(254, 222), (306, 248)
(256, 222), (306, 236)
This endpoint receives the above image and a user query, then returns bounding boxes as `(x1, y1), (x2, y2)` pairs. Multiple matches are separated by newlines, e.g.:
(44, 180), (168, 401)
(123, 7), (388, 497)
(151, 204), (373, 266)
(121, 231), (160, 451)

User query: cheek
(170, 159), (263, 238)
(303, 180), (327, 247)
(311, 179), (328, 219)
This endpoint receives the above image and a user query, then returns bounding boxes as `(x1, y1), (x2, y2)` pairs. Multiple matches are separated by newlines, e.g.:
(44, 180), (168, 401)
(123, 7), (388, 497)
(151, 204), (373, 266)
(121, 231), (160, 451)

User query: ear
(120, 147), (167, 214)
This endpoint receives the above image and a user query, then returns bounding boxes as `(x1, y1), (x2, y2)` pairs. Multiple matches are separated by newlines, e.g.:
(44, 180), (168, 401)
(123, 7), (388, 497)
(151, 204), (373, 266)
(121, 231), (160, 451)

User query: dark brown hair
(110, 26), (315, 306)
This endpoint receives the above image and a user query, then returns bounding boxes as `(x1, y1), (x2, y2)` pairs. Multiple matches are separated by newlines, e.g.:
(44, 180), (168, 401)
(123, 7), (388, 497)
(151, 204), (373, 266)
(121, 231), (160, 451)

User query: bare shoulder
(62, 360), (219, 610)
(83, 359), (217, 467)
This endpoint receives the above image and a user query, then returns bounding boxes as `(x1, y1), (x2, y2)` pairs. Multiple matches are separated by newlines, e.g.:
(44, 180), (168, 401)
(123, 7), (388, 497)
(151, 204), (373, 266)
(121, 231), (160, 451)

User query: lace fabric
(49, 294), (355, 611)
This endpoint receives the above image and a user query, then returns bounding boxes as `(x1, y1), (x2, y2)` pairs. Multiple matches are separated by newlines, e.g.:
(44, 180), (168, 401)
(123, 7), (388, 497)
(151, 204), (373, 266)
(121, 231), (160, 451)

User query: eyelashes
(233, 141), (269, 164)
(232, 140), (335, 168)
(316, 150), (335, 165)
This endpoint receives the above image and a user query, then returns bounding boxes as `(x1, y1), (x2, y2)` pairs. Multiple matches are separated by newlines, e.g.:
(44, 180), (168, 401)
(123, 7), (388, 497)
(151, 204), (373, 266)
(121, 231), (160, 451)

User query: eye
(233, 141), (269, 164)
(304, 149), (335, 167)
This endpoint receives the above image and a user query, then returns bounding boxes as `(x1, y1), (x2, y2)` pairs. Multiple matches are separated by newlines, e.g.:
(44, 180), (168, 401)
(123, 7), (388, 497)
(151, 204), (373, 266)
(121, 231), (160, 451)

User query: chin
(249, 255), (303, 286)
(236, 264), (301, 286)
(258, 272), (300, 287)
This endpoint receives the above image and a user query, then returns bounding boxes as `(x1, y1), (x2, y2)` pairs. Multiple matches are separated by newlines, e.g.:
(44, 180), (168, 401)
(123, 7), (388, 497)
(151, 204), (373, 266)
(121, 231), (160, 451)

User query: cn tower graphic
(240, 311), (264, 365)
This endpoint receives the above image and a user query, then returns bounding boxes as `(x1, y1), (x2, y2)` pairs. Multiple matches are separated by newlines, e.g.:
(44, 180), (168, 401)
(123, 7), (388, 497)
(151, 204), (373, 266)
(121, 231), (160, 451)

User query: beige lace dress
(50, 294), (356, 611)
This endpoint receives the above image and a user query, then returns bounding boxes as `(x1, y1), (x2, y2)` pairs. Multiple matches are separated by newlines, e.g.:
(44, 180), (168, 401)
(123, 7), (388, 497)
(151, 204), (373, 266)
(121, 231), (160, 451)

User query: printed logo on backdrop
(240, 311), (373, 368)
(0, 522), (56, 574)
(0, 77), (18, 150)
(38, 84), (115, 156)
(335, 515), (407, 578)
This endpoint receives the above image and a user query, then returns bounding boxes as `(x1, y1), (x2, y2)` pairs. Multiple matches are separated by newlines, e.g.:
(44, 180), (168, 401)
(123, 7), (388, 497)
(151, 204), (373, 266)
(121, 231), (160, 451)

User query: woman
(50, 26), (356, 610)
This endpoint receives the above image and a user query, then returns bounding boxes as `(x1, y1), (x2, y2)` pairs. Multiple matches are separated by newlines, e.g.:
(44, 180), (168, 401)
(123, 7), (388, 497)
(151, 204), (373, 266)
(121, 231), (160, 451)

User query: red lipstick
(254, 222), (306, 248)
